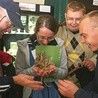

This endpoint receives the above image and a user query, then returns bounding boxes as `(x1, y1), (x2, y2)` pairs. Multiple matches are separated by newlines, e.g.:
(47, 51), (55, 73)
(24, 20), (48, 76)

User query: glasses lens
(37, 35), (54, 41)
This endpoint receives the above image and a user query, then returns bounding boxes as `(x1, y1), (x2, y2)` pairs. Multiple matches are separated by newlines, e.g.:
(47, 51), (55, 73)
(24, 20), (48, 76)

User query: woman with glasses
(15, 14), (68, 98)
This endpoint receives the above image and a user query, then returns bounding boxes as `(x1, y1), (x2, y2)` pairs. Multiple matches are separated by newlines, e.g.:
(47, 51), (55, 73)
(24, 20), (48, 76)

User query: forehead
(38, 27), (53, 35)
(79, 18), (98, 35)
(66, 10), (84, 17)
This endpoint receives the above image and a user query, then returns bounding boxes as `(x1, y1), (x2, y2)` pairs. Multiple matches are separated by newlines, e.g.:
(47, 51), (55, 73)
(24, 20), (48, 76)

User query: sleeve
(15, 41), (37, 76)
(89, 53), (97, 66)
(0, 76), (14, 92)
(56, 26), (67, 41)
(84, 45), (97, 66)
(83, 79), (95, 91)
(75, 88), (98, 98)
(75, 78), (97, 98)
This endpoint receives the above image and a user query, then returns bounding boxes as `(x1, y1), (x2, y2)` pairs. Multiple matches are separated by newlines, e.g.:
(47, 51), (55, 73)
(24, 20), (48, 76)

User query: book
(35, 45), (61, 82)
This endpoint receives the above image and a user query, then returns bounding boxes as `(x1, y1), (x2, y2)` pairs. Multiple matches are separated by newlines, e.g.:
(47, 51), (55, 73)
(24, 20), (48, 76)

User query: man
(0, 0), (43, 92)
(58, 10), (98, 98)
(56, 1), (96, 87)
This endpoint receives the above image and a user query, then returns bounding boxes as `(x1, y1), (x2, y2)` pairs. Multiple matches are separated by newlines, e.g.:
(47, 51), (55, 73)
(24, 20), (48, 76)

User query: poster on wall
(93, 0), (98, 5)
(28, 15), (39, 34)
(13, 0), (45, 4)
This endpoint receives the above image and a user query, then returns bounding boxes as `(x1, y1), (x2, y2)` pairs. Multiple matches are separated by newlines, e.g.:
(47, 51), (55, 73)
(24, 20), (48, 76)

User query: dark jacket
(75, 55), (98, 98)
(0, 51), (23, 98)
(0, 51), (14, 92)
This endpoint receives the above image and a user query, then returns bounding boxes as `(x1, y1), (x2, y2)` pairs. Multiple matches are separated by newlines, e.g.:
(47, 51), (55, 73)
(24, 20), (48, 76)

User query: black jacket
(75, 55), (98, 98)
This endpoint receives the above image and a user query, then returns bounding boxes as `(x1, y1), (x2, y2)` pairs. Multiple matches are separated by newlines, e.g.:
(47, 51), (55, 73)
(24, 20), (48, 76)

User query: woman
(15, 14), (68, 98)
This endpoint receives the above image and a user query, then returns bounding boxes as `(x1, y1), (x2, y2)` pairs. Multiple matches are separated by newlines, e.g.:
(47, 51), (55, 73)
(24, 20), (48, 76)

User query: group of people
(0, 0), (98, 98)
(56, 0), (96, 88)
(0, 0), (44, 94)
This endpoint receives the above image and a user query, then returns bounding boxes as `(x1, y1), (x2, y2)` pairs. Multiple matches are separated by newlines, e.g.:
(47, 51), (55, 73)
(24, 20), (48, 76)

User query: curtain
(45, 0), (69, 24)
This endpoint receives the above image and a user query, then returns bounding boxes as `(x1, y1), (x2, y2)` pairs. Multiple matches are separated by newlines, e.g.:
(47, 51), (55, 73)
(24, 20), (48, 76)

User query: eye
(82, 34), (87, 39)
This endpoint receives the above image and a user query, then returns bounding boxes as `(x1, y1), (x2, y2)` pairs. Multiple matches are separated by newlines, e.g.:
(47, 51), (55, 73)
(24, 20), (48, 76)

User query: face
(37, 27), (55, 45)
(0, 15), (13, 38)
(66, 10), (84, 32)
(79, 18), (98, 52)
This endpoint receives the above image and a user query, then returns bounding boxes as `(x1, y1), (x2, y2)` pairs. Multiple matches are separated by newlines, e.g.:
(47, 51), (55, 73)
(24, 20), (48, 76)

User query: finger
(27, 82), (44, 90)
(25, 76), (35, 80)
(58, 88), (66, 97)
(87, 66), (95, 71)
(33, 67), (39, 73)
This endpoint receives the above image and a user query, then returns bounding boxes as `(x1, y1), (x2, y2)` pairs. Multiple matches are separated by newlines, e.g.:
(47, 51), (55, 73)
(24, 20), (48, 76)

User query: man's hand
(81, 59), (95, 71)
(13, 74), (44, 90)
(58, 80), (79, 98)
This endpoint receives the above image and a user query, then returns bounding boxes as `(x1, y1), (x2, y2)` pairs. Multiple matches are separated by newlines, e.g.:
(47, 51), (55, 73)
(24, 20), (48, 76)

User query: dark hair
(34, 14), (59, 35)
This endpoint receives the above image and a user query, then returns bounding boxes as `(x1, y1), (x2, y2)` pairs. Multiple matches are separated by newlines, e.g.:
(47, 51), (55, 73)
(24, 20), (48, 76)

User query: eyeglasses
(0, 16), (6, 22)
(37, 35), (55, 42)
(66, 17), (81, 23)
(0, 15), (14, 29)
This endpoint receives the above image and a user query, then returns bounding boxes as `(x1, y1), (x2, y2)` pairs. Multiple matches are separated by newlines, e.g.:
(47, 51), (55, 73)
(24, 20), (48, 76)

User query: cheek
(92, 37), (98, 47)
(88, 36), (98, 51)
(66, 23), (72, 30)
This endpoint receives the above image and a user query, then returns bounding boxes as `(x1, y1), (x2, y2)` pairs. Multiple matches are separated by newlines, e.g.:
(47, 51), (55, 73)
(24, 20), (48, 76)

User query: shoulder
(55, 37), (65, 46)
(56, 26), (68, 41)
(17, 38), (30, 47)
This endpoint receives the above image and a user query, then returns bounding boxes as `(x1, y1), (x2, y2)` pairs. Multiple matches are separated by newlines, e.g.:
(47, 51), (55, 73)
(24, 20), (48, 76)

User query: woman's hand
(33, 65), (56, 77)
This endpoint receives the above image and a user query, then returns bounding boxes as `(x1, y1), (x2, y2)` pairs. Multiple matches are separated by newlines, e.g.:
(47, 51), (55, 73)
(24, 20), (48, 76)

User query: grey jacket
(15, 37), (68, 98)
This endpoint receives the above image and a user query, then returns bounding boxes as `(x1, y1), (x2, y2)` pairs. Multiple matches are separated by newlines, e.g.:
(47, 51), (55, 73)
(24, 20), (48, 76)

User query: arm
(13, 74), (44, 90)
(0, 76), (14, 92)
(15, 41), (37, 76)
(58, 79), (98, 98)
(83, 46), (97, 71)
(0, 75), (44, 92)
(75, 88), (98, 98)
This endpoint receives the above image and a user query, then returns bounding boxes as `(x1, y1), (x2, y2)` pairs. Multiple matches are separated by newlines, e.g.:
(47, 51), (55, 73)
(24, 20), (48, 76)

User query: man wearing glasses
(0, 0), (43, 93)
(56, 1), (96, 88)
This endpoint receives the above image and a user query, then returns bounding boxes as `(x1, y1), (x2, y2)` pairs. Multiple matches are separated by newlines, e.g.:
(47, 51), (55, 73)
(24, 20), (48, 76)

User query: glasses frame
(0, 16), (6, 22)
(66, 17), (82, 23)
(37, 34), (55, 42)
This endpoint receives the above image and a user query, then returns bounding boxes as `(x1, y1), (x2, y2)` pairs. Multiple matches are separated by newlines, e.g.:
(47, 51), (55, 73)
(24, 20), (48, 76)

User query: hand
(58, 80), (79, 98)
(13, 74), (44, 90)
(33, 65), (56, 77)
(81, 59), (95, 71)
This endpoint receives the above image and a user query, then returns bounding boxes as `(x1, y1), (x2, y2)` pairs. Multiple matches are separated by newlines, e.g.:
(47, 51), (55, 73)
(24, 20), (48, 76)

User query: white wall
(13, 0), (45, 4)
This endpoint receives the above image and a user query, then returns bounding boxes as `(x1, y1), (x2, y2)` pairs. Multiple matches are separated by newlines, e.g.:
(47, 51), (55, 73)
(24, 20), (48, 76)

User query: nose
(42, 39), (49, 45)
(72, 19), (77, 24)
(6, 27), (12, 33)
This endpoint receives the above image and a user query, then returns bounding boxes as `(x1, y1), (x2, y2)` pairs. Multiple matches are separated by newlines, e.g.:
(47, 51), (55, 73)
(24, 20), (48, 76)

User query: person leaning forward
(58, 10), (98, 98)
(0, 0), (43, 93)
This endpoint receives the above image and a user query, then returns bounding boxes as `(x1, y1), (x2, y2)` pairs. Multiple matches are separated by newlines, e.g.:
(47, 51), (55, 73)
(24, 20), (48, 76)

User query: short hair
(80, 10), (98, 28)
(34, 14), (58, 35)
(66, 1), (86, 14)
